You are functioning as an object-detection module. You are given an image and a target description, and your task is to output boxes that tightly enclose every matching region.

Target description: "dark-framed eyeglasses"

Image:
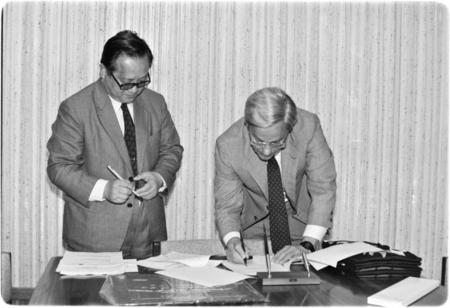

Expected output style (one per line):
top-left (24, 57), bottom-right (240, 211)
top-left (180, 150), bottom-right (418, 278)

top-left (110, 72), bottom-right (151, 91)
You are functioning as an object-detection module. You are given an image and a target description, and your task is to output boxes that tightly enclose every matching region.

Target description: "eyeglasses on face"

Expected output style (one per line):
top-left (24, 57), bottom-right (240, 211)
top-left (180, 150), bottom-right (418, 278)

top-left (248, 131), bottom-right (288, 149)
top-left (110, 72), bottom-right (151, 91)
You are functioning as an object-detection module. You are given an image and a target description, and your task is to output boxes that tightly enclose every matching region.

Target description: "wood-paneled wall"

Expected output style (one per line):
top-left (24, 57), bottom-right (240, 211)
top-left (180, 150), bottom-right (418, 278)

top-left (1, 1), bottom-right (447, 287)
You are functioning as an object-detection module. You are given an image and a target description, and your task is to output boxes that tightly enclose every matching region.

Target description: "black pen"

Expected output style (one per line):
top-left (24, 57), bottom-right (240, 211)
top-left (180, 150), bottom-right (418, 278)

top-left (239, 229), bottom-right (248, 266)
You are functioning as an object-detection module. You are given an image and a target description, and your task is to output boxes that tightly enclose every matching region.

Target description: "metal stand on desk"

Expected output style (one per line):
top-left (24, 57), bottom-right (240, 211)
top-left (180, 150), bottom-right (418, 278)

top-left (257, 271), bottom-right (320, 285)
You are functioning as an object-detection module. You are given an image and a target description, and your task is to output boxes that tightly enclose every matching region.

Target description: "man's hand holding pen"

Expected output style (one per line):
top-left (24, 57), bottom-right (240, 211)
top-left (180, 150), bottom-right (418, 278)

top-left (103, 179), bottom-right (135, 204)
top-left (106, 166), bottom-right (165, 202)
top-left (226, 237), bottom-right (250, 265)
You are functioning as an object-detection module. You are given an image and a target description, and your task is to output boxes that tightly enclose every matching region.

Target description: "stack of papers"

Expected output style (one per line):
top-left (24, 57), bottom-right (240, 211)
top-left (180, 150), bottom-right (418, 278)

top-left (56, 251), bottom-right (137, 276)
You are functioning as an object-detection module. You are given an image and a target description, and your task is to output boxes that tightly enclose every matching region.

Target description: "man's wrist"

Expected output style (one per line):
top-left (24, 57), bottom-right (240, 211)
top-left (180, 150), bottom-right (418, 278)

top-left (223, 231), bottom-right (240, 246)
top-left (300, 241), bottom-right (316, 252)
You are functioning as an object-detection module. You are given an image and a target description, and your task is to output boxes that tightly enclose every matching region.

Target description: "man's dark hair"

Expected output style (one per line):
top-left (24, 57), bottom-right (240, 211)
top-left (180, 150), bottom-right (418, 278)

top-left (101, 30), bottom-right (153, 72)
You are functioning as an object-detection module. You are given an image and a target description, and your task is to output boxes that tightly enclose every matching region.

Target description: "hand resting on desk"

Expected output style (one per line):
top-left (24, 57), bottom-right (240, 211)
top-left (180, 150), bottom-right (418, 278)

top-left (273, 237), bottom-right (319, 265)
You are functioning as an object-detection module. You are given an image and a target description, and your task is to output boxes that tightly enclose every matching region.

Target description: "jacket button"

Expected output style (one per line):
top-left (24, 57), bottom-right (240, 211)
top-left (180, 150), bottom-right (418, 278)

top-left (127, 203), bottom-right (132, 208)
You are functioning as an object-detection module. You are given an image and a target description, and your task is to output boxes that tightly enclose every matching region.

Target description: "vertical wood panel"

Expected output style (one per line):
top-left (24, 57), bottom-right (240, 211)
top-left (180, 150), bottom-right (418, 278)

top-left (1, 1), bottom-right (447, 287)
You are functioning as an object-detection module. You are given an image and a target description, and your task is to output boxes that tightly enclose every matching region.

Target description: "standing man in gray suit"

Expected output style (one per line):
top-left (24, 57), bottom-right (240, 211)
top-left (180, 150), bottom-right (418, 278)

top-left (214, 87), bottom-right (336, 265)
top-left (47, 30), bottom-right (183, 259)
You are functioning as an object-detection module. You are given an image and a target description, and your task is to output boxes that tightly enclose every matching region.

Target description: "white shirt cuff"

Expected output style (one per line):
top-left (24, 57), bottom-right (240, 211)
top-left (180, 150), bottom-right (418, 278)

top-left (302, 225), bottom-right (328, 241)
top-left (223, 231), bottom-right (241, 246)
top-left (88, 179), bottom-right (108, 201)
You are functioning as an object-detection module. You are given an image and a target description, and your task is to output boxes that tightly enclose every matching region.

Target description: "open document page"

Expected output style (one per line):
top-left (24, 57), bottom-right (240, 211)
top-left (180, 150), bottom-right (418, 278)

top-left (222, 255), bottom-right (290, 276)
top-left (137, 251), bottom-right (219, 270)
top-left (56, 251), bottom-right (137, 275)
top-left (156, 266), bottom-right (250, 287)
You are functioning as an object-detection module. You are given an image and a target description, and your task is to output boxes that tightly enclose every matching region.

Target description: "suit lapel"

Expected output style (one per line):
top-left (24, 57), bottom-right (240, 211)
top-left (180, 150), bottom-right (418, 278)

top-left (281, 134), bottom-right (300, 203)
top-left (133, 98), bottom-right (151, 174)
top-left (93, 80), bottom-right (133, 174)
top-left (281, 115), bottom-right (305, 203)
top-left (243, 126), bottom-right (269, 200)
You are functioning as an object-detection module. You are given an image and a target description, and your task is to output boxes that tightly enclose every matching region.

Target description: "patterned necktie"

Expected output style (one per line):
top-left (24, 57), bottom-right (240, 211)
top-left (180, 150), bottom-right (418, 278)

top-left (121, 103), bottom-right (137, 176)
top-left (267, 156), bottom-right (291, 253)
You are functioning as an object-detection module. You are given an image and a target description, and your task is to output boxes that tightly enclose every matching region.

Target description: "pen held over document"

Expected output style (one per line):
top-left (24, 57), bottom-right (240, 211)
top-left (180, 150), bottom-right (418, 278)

top-left (107, 165), bottom-right (142, 203)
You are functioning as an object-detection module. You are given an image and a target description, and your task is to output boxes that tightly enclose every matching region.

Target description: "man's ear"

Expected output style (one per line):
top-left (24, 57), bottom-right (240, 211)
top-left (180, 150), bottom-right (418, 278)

top-left (99, 63), bottom-right (107, 79)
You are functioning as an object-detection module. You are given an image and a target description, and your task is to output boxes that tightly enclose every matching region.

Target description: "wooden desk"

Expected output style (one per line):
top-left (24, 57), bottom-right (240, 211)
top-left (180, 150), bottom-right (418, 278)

top-left (29, 256), bottom-right (447, 305)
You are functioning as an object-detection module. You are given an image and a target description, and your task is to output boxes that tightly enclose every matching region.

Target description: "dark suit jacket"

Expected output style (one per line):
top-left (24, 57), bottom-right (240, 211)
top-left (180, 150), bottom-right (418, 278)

top-left (214, 108), bottom-right (336, 242)
top-left (47, 79), bottom-right (183, 252)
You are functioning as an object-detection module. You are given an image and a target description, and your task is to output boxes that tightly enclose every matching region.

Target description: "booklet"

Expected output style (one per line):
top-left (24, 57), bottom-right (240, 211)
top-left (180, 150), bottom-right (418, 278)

top-left (367, 276), bottom-right (440, 306)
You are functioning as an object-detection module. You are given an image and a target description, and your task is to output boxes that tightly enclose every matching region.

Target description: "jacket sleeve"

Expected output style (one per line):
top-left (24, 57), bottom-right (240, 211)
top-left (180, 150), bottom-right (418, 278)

top-left (214, 139), bottom-right (244, 239)
top-left (304, 114), bottom-right (337, 228)
top-left (152, 97), bottom-right (183, 190)
top-left (46, 100), bottom-right (97, 206)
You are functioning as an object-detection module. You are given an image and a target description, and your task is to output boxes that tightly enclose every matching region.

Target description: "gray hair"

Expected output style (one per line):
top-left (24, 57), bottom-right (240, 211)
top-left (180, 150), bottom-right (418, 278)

top-left (244, 87), bottom-right (297, 131)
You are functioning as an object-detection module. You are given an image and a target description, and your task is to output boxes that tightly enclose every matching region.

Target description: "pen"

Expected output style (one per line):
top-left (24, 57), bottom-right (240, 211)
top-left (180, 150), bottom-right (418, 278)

top-left (107, 165), bottom-right (124, 180)
top-left (263, 224), bottom-right (272, 278)
top-left (239, 229), bottom-right (248, 266)
top-left (302, 252), bottom-right (311, 278)
top-left (107, 165), bottom-right (141, 204)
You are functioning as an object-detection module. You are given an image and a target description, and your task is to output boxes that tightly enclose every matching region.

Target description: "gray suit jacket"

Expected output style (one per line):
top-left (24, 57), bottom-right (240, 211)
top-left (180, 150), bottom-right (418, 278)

top-left (214, 108), bottom-right (336, 242)
top-left (47, 79), bottom-right (183, 252)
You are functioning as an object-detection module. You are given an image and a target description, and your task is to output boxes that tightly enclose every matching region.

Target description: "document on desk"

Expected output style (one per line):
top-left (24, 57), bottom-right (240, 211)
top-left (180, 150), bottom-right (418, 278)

top-left (222, 255), bottom-right (290, 276)
top-left (56, 251), bottom-right (137, 276)
top-left (137, 251), bottom-right (217, 270)
top-left (156, 266), bottom-right (250, 287)
top-left (307, 242), bottom-right (384, 270)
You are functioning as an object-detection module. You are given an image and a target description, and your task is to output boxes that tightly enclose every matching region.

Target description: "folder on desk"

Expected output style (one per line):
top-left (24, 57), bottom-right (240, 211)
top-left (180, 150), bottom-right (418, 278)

top-left (367, 276), bottom-right (440, 306)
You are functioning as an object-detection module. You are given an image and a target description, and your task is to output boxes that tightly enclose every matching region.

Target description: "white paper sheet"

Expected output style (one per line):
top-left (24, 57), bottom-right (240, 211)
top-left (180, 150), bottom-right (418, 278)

top-left (156, 266), bottom-right (250, 287)
top-left (58, 251), bottom-right (123, 265)
top-left (124, 259), bottom-right (138, 272)
top-left (56, 251), bottom-right (131, 276)
top-left (367, 277), bottom-right (440, 306)
top-left (137, 251), bottom-right (213, 270)
top-left (222, 255), bottom-right (290, 276)
top-left (307, 242), bottom-right (384, 270)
